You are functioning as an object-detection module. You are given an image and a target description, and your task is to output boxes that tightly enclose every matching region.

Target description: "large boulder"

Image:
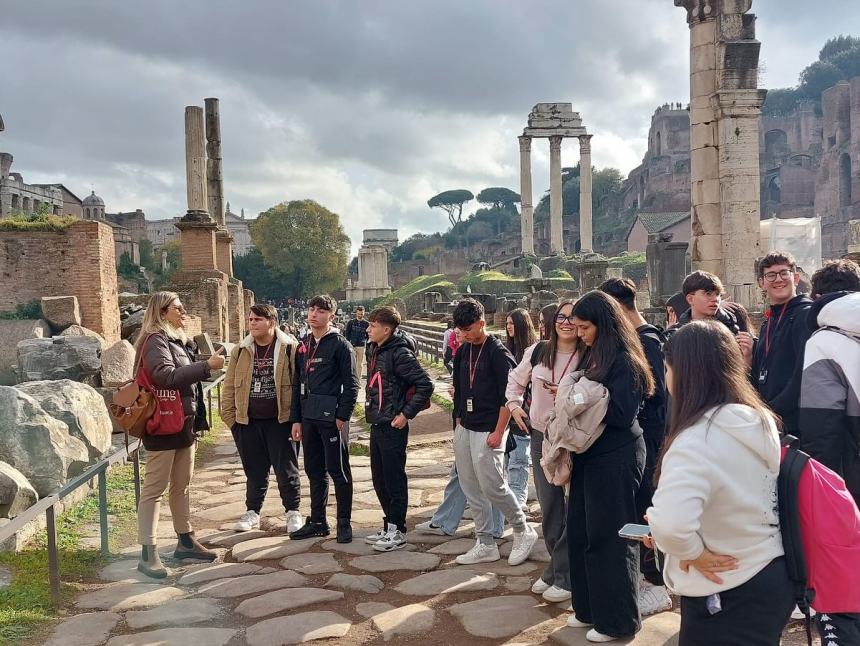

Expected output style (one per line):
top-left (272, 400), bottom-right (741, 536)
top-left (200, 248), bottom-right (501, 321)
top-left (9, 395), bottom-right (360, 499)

top-left (100, 340), bottom-right (136, 387)
top-left (0, 461), bottom-right (38, 518)
top-left (121, 309), bottom-right (145, 342)
top-left (0, 319), bottom-right (51, 386)
top-left (60, 325), bottom-right (107, 349)
top-left (40, 296), bottom-right (81, 332)
top-left (16, 380), bottom-right (112, 460)
top-left (0, 387), bottom-right (89, 496)
top-left (16, 336), bottom-right (102, 385)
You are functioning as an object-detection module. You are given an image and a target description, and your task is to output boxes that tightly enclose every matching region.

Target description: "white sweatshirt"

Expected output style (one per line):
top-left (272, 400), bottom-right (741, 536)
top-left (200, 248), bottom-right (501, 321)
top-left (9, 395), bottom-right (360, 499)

top-left (647, 404), bottom-right (784, 597)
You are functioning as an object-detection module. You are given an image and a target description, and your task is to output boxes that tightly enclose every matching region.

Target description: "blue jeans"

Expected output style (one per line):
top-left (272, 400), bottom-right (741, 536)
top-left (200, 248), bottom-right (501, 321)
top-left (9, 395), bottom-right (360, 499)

top-left (430, 462), bottom-right (504, 537)
top-left (506, 433), bottom-right (531, 508)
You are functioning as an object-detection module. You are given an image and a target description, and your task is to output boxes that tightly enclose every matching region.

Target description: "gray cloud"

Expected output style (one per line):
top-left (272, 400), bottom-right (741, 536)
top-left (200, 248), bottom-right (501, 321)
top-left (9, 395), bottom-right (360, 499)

top-left (1, 0), bottom-right (857, 253)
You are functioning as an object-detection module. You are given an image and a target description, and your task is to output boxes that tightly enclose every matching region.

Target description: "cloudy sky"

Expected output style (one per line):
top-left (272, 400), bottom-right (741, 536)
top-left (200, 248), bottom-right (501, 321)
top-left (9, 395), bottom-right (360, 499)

top-left (1, 0), bottom-right (858, 255)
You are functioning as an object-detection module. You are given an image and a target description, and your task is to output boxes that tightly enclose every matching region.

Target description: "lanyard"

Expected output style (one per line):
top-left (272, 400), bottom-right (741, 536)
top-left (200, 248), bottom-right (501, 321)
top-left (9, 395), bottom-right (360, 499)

top-left (254, 340), bottom-right (274, 365)
top-left (552, 351), bottom-right (576, 384)
top-left (305, 336), bottom-right (323, 372)
top-left (468, 341), bottom-right (486, 390)
top-left (763, 305), bottom-right (789, 357)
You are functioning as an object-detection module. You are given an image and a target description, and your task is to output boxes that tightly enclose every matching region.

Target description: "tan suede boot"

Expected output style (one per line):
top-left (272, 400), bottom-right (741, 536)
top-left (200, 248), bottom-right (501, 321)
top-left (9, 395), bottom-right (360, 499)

top-left (137, 544), bottom-right (167, 579)
top-left (174, 532), bottom-right (217, 561)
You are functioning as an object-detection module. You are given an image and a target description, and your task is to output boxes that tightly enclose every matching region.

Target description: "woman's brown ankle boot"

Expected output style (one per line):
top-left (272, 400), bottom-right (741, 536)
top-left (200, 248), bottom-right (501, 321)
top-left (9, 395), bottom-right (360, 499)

top-left (174, 532), bottom-right (217, 561)
top-left (137, 544), bottom-right (168, 579)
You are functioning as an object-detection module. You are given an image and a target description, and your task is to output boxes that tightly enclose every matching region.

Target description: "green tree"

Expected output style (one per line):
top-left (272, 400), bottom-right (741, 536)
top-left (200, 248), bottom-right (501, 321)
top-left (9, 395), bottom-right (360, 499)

top-left (476, 187), bottom-right (521, 210)
top-left (233, 248), bottom-right (289, 301)
top-left (819, 35), bottom-right (860, 62)
top-left (139, 239), bottom-right (155, 271)
top-left (427, 189), bottom-right (474, 228)
top-left (250, 199), bottom-right (350, 298)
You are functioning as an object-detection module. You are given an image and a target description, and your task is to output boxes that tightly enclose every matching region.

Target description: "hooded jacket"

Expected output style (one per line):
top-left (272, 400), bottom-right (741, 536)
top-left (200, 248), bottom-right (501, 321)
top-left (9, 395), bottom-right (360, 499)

top-left (799, 291), bottom-right (860, 503)
top-left (750, 294), bottom-right (813, 433)
top-left (647, 404), bottom-right (784, 597)
top-left (668, 304), bottom-right (748, 337)
top-left (139, 331), bottom-right (210, 451)
top-left (364, 329), bottom-right (433, 426)
top-left (221, 328), bottom-right (299, 427)
top-left (290, 327), bottom-right (359, 424)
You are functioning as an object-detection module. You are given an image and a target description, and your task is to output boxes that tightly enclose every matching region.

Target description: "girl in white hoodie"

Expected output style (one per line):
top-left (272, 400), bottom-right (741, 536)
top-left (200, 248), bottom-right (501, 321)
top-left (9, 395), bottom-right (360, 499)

top-left (647, 320), bottom-right (794, 645)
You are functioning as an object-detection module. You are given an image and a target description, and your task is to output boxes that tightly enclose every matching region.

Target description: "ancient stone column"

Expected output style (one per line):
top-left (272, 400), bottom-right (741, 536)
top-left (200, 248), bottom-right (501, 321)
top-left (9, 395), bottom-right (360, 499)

top-left (205, 98), bottom-right (225, 228)
top-left (578, 134), bottom-right (594, 254)
top-left (184, 106), bottom-right (210, 220)
top-left (518, 136), bottom-right (535, 255)
top-left (676, 0), bottom-right (766, 309)
top-left (549, 135), bottom-right (564, 255)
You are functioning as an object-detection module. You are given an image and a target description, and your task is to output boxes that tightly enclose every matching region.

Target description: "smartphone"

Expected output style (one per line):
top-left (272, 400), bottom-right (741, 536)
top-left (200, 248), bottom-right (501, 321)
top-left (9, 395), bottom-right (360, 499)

top-left (618, 523), bottom-right (651, 541)
top-left (535, 375), bottom-right (558, 387)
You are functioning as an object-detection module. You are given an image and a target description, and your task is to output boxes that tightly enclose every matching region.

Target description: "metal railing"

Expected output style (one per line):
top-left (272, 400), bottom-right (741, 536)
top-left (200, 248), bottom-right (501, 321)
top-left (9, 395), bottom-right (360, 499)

top-left (400, 325), bottom-right (444, 363)
top-left (0, 375), bottom-right (223, 606)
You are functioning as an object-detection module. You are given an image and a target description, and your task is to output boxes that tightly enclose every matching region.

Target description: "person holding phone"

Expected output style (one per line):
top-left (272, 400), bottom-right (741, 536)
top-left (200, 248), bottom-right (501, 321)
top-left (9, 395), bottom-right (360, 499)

top-left (135, 291), bottom-right (223, 578)
top-left (647, 321), bottom-right (793, 645)
top-left (506, 299), bottom-right (580, 604)
top-left (564, 291), bottom-right (654, 642)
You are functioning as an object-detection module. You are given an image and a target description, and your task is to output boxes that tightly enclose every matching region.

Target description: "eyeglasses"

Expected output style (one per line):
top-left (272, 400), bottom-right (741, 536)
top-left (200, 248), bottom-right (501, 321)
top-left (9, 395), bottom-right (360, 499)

top-left (165, 305), bottom-right (186, 314)
top-left (763, 269), bottom-right (793, 282)
top-left (555, 314), bottom-right (576, 324)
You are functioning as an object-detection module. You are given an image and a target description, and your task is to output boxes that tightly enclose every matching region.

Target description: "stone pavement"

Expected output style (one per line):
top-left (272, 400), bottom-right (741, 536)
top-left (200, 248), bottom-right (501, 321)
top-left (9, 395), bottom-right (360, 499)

top-left (41, 421), bottom-right (686, 646)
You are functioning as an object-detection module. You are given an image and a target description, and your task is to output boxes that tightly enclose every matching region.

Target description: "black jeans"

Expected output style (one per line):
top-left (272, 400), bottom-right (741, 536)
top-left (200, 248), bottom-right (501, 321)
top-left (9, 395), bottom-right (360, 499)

top-left (568, 437), bottom-right (645, 638)
top-left (679, 557), bottom-right (794, 646)
top-left (636, 432), bottom-right (664, 586)
top-left (818, 613), bottom-right (860, 646)
top-left (231, 418), bottom-right (300, 513)
top-left (302, 419), bottom-right (353, 523)
top-left (370, 422), bottom-right (409, 531)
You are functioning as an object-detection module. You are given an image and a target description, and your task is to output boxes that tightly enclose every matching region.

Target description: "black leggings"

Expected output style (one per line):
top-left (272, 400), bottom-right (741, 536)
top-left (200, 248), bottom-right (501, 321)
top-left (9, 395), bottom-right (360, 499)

top-left (679, 557), bottom-right (795, 646)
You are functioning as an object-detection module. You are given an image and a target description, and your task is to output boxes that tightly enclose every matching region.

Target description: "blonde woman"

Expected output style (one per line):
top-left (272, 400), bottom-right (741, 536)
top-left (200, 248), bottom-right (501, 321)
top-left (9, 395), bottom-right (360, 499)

top-left (135, 291), bottom-right (225, 578)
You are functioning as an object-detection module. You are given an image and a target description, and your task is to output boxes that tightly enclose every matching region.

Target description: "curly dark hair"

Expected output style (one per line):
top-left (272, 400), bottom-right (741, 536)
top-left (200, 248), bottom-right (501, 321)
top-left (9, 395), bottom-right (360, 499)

top-left (453, 298), bottom-right (484, 328)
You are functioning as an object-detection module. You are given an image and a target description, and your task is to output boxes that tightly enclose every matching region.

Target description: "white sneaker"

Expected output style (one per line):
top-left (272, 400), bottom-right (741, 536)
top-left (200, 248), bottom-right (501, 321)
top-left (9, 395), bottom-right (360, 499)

top-left (586, 628), bottom-right (616, 643)
top-left (567, 615), bottom-right (593, 628)
top-left (233, 510), bottom-right (260, 532)
top-left (364, 528), bottom-right (388, 545)
top-left (415, 520), bottom-right (447, 536)
top-left (508, 525), bottom-right (538, 565)
top-left (543, 584), bottom-right (572, 602)
top-left (455, 540), bottom-right (500, 565)
top-left (638, 584), bottom-right (672, 616)
top-left (531, 578), bottom-right (551, 594)
top-left (285, 510), bottom-right (303, 534)
top-left (373, 524), bottom-right (407, 552)
top-left (791, 605), bottom-right (816, 620)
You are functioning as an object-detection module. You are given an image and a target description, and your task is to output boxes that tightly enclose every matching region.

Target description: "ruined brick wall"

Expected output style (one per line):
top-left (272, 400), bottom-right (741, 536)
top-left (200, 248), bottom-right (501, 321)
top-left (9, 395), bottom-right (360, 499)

top-left (0, 220), bottom-right (120, 342)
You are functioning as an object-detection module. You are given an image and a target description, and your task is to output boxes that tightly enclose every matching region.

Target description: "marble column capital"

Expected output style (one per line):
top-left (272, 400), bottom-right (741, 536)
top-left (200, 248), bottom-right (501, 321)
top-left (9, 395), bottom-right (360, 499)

top-left (518, 135), bottom-right (532, 153)
top-left (549, 135), bottom-right (563, 152)
top-left (578, 134), bottom-right (593, 154)
top-left (674, 0), bottom-right (715, 24)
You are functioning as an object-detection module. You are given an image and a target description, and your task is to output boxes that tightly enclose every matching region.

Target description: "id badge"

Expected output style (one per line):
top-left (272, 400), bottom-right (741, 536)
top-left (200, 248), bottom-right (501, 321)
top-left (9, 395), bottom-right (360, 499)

top-left (466, 398), bottom-right (474, 413)
top-left (300, 383), bottom-right (306, 396)
top-left (253, 380), bottom-right (261, 393)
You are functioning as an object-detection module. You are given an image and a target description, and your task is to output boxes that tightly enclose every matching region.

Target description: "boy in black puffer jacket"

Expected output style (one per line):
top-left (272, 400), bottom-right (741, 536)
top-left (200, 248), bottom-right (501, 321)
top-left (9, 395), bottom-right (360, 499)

top-left (363, 306), bottom-right (433, 552)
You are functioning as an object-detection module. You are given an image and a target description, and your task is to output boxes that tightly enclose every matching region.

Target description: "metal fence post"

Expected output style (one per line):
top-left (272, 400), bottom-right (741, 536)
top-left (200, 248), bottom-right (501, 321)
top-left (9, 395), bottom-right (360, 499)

top-left (207, 388), bottom-right (213, 430)
top-left (133, 449), bottom-right (141, 507)
top-left (98, 469), bottom-right (109, 556)
top-left (45, 506), bottom-right (61, 608)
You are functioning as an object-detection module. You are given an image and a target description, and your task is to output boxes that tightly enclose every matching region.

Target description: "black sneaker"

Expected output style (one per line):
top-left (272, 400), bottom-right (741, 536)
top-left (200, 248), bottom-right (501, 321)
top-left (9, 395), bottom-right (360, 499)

top-left (336, 519), bottom-right (353, 544)
top-left (289, 517), bottom-right (330, 540)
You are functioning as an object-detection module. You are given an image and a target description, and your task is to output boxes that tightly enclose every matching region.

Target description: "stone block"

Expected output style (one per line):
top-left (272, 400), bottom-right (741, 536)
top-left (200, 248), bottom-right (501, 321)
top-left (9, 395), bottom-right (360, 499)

top-left (690, 122), bottom-right (717, 150)
top-left (692, 233), bottom-right (723, 263)
top-left (0, 386), bottom-right (89, 496)
top-left (185, 315), bottom-right (203, 339)
top-left (100, 340), bottom-right (136, 387)
top-left (16, 336), bottom-right (102, 385)
top-left (692, 203), bottom-right (722, 236)
top-left (690, 18), bottom-right (717, 48)
top-left (691, 43), bottom-right (717, 74)
top-left (121, 309), bottom-right (145, 342)
top-left (0, 461), bottom-right (38, 518)
top-left (691, 146), bottom-right (720, 178)
top-left (691, 69), bottom-right (717, 99)
top-left (17, 379), bottom-right (112, 460)
top-left (40, 296), bottom-right (81, 332)
top-left (693, 179), bottom-right (721, 206)
top-left (0, 319), bottom-right (50, 386)
top-left (59, 324), bottom-right (107, 349)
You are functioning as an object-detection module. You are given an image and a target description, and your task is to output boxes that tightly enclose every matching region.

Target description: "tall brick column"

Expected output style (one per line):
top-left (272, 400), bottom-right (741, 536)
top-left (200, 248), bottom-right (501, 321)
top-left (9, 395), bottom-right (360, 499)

top-left (676, 0), bottom-right (767, 309)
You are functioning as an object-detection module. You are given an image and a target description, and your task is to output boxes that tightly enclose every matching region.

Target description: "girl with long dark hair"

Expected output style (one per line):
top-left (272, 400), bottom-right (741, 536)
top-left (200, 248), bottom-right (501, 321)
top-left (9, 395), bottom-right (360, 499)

top-left (564, 290), bottom-right (655, 642)
top-left (504, 309), bottom-right (538, 511)
top-left (506, 299), bottom-right (580, 603)
top-left (647, 321), bottom-right (792, 645)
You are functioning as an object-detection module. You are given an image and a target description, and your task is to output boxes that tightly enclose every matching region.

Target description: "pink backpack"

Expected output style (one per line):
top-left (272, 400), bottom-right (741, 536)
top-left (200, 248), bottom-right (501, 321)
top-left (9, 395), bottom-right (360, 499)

top-left (779, 436), bottom-right (860, 643)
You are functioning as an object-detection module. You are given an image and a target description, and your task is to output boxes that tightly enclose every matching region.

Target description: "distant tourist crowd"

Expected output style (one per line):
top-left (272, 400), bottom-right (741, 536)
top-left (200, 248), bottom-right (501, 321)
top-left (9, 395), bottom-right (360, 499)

top-left (127, 252), bottom-right (860, 646)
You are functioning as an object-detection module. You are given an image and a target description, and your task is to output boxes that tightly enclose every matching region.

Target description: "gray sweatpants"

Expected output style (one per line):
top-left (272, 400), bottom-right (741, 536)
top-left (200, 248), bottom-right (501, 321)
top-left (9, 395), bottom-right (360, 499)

top-left (453, 424), bottom-right (526, 545)
top-left (531, 429), bottom-right (571, 590)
